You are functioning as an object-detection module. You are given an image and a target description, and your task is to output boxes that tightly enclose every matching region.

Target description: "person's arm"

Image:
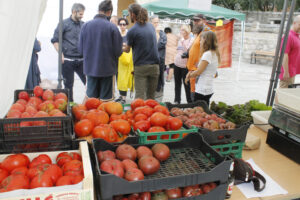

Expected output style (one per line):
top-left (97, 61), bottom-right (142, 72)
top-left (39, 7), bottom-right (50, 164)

top-left (185, 60), bottom-right (209, 84)
top-left (282, 53), bottom-right (289, 80)
top-left (123, 29), bottom-right (133, 53)
top-left (112, 26), bottom-right (123, 58)
top-left (158, 31), bottom-right (167, 50)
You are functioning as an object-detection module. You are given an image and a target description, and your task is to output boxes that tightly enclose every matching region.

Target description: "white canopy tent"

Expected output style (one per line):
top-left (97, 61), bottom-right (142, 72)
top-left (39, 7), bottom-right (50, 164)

top-left (0, 0), bottom-right (47, 116)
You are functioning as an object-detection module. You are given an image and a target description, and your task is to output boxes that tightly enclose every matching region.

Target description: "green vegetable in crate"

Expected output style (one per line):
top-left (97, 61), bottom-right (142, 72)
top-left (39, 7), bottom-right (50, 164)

top-left (210, 100), bottom-right (272, 125)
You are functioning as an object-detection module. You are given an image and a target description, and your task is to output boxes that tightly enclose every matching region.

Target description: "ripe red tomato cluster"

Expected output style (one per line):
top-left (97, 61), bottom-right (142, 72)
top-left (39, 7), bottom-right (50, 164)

top-left (0, 151), bottom-right (84, 193)
top-left (6, 86), bottom-right (68, 127)
top-left (127, 99), bottom-right (183, 140)
top-left (98, 143), bottom-right (170, 181)
top-left (113, 182), bottom-right (218, 200)
top-left (73, 98), bottom-right (130, 143)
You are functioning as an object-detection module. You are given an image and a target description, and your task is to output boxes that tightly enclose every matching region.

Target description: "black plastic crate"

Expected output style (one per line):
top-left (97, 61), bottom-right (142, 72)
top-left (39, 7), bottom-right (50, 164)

top-left (92, 133), bottom-right (231, 200)
top-left (165, 101), bottom-right (249, 145)
top-left (266, 128), bottom-right (300, 164)
top-left (0, 89), bottom-right (73, 142)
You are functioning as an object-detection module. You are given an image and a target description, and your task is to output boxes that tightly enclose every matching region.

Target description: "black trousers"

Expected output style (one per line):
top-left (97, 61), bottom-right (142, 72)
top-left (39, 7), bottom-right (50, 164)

top-left (194, 92), bottom-right (213, 106)
top-left (174, 65), bottom-right (192, 103)
top-left (62, 60), bottom-right (86, 101)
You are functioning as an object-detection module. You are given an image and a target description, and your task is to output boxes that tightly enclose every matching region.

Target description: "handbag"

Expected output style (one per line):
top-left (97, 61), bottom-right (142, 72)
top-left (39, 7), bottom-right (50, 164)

top-left (233, 158), bottom-right (266, 192)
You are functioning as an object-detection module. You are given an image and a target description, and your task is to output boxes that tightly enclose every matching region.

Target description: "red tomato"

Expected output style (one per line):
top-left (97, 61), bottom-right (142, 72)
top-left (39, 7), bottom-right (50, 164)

top-left (63, 160), bottom-right (83, 176)
top-left (30, 173), bottom-right (53, 189)
top-left (130, 99), bottom-right (145, 110)
top-left (33, 86), bottom-right (43, 97)
top-left (136, 146), bottom-right (153, 159)
top-left (182, 185), bottom-right (203, 197)
top-left (134, 113), bottom-right (148, 122)
top-left (124, 168), bottom-right (144, 181)
top-left (97, 150), bottom-right (116, 163)
top-left (110, 119), bottom-right (131, 135)
top-left (56, 152), bottom-right (72, 167)
top-left (166, 188), bottom-right (182, 199)
top-left (145, 99), bottom-right (159, 108)
top-left (148, 126), bottom-right (166, 140)
top-left (154, 105), bottom-right (170, 115)
top-left (1, 154), bottom-right (30, 172)
top-left (43, 164), bottom-right (63, 183)
top-left (100, 159), bottom-right (124, 178)
top-left (92, 124), bottom-right (118, 143)
top-left (133, 120), bottom-right (151, 132)
top-left (140, 192), bottom-right (151, 200)
top-left (0, 168), bottom-right (9, 183)
top-left (56, 152), bottom-right (82, 167)
top-left (85, 98), bottom-right (102, 110)
top-left (122, 159), bottom-right (138, 171)
top-left (29, 154), bottom-right (52, 168)
top-left (27, 163), bottom-right (50, 180)
top-left (18, 91), bottom-right (30, 101)
top-left (138, 156), bottom-right (160, 175)
top-left (11, 167), bottom-right (28, 176)
top-left (1, 174), bottom-right (30, 191)
top-left (72, 175), bottom-right (84, 184)
top-left (150, 112), bottom-right (168, 127)
top-left (55, 175), bottom-right (73, 186)
top-left (133, 106), bottom-right (153, 117)
top-left (75, 119), bottom-right (94, 137)
top-left (166, 117), bottom-right (183, 131)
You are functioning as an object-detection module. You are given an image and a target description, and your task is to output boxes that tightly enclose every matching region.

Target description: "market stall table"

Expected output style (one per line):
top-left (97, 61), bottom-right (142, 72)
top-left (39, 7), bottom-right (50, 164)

top-left (231, 125), bottom-right (300, 200)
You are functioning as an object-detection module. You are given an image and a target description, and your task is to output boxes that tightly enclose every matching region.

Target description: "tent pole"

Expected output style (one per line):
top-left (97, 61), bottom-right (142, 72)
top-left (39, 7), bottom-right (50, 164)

top-left (269, 0), bottom-right (296, 106)
top-left (237, 20), bottom-right (245, 81)
top-left (57, 0), bottom-right (63, 89)
top-left (266, 0), bottom-right (288, 106)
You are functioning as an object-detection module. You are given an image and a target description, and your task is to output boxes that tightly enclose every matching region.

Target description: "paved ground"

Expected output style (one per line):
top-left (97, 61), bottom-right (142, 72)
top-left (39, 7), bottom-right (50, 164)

top-left (53, 60), bottom-right (299, 106)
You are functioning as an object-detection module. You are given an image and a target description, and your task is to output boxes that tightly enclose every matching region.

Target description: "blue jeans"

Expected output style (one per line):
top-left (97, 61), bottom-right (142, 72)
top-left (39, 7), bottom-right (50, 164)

top-left (62, 60), bottom-right (86, 101)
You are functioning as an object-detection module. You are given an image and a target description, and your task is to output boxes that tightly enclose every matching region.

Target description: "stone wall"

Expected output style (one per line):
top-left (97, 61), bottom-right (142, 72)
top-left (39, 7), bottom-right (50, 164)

top-left (240, 11), bottom-right (300, 24)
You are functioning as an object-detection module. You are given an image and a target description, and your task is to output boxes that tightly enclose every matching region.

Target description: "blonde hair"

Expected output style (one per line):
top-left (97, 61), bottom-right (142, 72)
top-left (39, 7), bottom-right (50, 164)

top-left (180, 24), bottom-right (191, 34)
top-left (200, 31), bottom-right (221, 64)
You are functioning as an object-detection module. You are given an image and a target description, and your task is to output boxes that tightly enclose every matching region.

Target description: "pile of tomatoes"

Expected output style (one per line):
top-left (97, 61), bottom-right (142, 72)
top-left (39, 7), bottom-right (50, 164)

top-left (128, 99), bottom-right (183, 140)
top-left (98, 143), bottom-right (170, 181)
top-left (0, 152), bottom-right (84, 193)
top-left (6, 86), bottom-right (68, 127)
top-left (73, 98), bottom-right (184, 143)
top-left (73, 98), bottom-right (130, 143)
top-left (113, 182), bottom-right (218, 200)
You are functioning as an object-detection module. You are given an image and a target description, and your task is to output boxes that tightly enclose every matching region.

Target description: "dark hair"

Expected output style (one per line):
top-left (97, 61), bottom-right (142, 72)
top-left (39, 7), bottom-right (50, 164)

top-left (118, 17), bottom-right (129, 25)
top-left (128, 3), bottom-right (148, 25)
top-left (98, 0), bottom-right (113, 12)
top-left (71, 3), bottom-right (85, 13)
top-left (164, 27), bottom-right (172, 33)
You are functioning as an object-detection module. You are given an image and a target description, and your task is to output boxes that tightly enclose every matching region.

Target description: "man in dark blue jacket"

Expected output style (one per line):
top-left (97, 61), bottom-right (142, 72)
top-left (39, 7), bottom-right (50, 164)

top-left (78, 0), bottom-right (123, 101)
top-left (51, 3), bottom-right (86, 102)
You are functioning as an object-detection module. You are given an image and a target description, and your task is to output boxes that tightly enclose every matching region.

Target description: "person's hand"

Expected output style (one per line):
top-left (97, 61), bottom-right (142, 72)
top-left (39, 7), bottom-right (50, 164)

top-left (283, 71), bottom-right (290, 80)
top-left (61, 54), bottom-right (65, 64)
top-left (185, 72), bottom-right (191, 85)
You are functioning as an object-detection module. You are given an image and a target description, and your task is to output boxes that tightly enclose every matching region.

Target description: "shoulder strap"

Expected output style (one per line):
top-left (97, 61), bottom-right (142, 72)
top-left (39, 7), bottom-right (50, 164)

top-left (252, 170), bottom-right (266, 192)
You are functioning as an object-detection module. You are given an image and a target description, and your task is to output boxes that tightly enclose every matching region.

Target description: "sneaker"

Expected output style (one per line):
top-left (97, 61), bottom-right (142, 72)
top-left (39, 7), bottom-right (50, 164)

top-left (115, 96), bottom-right (123, 102)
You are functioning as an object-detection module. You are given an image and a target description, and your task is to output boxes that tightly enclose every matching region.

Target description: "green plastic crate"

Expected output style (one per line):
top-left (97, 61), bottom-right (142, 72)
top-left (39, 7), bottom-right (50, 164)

top-left (137, 127), bottom-right (198, 144)
top-left (212, 142), bottom-right (244, 158)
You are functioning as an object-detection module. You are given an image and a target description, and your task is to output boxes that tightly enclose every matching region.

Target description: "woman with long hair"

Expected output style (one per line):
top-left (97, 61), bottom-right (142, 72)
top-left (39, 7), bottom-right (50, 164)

top-left (185, 31), bottom-right (221, 106)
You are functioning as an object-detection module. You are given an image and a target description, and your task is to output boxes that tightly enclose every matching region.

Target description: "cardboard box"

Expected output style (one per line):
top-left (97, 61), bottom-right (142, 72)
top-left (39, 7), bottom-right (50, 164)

top-left (0, 141), bottom-right (93, 200)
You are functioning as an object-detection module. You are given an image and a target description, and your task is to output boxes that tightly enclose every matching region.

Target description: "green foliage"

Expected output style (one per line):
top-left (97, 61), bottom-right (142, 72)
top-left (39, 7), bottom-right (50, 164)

top-left (212, 0), bottom-right (300, 12)
top-left (210, 100), bottom-right (272, 126)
